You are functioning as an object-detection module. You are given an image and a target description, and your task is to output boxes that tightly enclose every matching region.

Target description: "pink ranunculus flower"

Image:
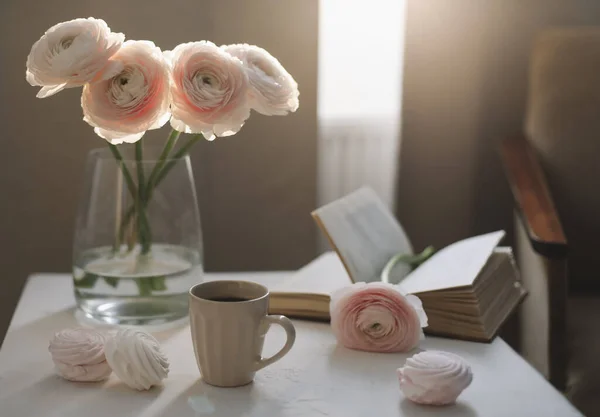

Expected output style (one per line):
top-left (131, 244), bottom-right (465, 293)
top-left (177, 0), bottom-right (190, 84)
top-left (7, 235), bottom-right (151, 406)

top-left (223, 44), bottom-right (299, 116)
top-left (26, 18), bottom-right (124, 98)
top-left (165, 41), bottom-right (250, 141)
top-left (330, 282), bottom-right (428, 353)
top-left (81, 40), bottom-right (171, 144)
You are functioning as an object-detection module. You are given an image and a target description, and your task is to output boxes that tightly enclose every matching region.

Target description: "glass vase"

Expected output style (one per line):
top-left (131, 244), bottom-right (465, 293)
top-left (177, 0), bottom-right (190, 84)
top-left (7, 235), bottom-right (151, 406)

top-left (72, 146), bottom-right (203, 326)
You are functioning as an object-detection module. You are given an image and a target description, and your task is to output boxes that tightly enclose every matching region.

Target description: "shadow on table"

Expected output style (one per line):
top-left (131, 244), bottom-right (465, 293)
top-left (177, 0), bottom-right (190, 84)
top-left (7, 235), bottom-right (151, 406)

top-left (3, 375), bottom-right (79, 417)
top-left (2, 374), bottom-right (165, 417)
top-left (1, 307), bottom-right (79, 359)
top-left (73, 309), bottom-right (190, 342)
top-left (399, 398), bottom-right (478, 417)
top-left (158, 378), bottom-right (287, 417)
top-left (1, 306), bottom-right (190, 362)
top-left (68, 382), bottom-right (165, 417)
top-left (5, 302), bottom-right (188, 346)
top-left (327, 345), bottom-right (422, 377)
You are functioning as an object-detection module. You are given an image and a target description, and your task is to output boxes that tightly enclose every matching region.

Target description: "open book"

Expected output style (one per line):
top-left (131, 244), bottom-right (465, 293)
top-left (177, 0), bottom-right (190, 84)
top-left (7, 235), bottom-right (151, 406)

top-left (269, 252), bottom-right (347, 321)
top-left (270, 243), bottom-right (525, 342)
top-left (269, 187), bottom-right (527, 342)
top-left (391, 231), bottom-right (526, 342)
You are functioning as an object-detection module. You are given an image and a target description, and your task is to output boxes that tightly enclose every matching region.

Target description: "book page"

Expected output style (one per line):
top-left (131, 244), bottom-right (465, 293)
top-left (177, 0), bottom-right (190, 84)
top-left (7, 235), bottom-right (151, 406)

top-left (312, 187), bottom-right (413, 283)
top-left (271, 252), bottom-right (351, 295)
top-left (397, 231), bottom-right (505, 294)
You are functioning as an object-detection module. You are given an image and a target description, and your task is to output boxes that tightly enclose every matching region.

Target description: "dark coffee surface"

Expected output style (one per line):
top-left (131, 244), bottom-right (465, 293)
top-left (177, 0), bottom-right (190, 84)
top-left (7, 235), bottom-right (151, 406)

top-left (207, 296), bottom-right (250, 302)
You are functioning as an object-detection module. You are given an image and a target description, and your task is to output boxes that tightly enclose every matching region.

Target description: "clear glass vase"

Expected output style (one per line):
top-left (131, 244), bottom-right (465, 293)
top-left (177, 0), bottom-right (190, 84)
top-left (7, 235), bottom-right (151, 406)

top-left (72, 146), bottom-right (203, 326)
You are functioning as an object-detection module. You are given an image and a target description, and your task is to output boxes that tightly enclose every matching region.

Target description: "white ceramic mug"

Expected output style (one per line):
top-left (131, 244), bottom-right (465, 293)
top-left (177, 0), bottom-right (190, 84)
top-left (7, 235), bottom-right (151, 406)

top-left (189, 280), bottom-right (296, 387)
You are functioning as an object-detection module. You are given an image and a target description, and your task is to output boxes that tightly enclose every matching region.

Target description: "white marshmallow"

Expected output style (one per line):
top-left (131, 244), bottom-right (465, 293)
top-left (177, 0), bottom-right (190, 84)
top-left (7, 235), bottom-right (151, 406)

top-left (397, 351), bottom-right (473, 405)
top-left (48, 328), bottom-right (111, 382)
top-left (104, 329), bottom-right (169, 390)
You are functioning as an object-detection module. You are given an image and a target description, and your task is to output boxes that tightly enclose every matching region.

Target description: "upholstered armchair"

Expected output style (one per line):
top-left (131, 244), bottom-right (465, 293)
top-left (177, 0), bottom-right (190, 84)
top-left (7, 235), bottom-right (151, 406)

top-left (500, 28), bottom-right (600, 414)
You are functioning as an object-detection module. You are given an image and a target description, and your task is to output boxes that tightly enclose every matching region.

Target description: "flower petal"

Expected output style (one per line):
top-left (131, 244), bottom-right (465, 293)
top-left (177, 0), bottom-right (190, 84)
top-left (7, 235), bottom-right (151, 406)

top-left (167, 41), bottom-right (250, 138)
top-left (149, 111), bottom-right (171, 130)
top-left (203, 132), bottom-right (216, 141)
top-left (25, 18), bottom-right (124, 97)
top-left (405, 294), bottom-right (429, 327)
top-left (169, 116), bottom-right (194, 134)
top-left (82, 40), bottom-right (170, 142)
top-left (25, 70), bottom-right (39, 86)
top-left (330, 282), bottom-right (427, 353)
top-left (95, 60), bottom-right (125, 81)
top-left (95, 127), bottom-right (145, 145)
top-left (36, 83), bottom-right (67, 98)
top-left (224, 44), bottom-right (299, 116)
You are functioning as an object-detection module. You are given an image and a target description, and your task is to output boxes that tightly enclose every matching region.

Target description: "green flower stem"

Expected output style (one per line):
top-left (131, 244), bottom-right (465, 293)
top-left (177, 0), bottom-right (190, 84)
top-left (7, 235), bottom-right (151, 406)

top-left (153, 134), bottom-right (201, 189)
top-left (146, 129), bottom-right (181, 192)
top-left (117, 131), bottom-right (187, 248)
top-left (380, 246), bottom-right (436, 283)
top-left (150, 276), bottom-right (167, 291)
top-left (135, 278), bottom-right (153, 297)
top-left (108, 144), bottom-right (137, 199)
top-left (403, 245), bottom-right (436, 268)
top-left (109, 143), bottom-right (140, 252)
top-left (113, 133), bottom-right (202, 295)
top-left (135, 141), bottom-right (146, 199)
top-left (135, 141), bottom-right (152, 255)
top-left (103, 277), bottom-right (119, 288)
top-left (73, 273), bottom-right (99, 289)
top-left (118, 206), bottom-right (135, 247)
top-left (138, 135), bottom-right (201, 262)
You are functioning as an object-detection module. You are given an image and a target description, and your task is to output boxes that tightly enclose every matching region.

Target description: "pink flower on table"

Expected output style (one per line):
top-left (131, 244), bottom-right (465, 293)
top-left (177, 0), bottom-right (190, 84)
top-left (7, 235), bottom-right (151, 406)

top-left (330, 282), bottom-right (428, 353)
top-left (165, 41), bottom-right (250, 141)
top-left (26, 18), bottom-right (124, 98)
top-left (81, 40), bottom-right (171, 144)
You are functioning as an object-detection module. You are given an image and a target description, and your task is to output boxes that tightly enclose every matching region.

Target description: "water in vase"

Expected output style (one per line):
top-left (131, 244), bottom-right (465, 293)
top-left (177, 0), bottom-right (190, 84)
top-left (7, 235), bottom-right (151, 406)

top-left (74, 243), bottom-right (203, 326)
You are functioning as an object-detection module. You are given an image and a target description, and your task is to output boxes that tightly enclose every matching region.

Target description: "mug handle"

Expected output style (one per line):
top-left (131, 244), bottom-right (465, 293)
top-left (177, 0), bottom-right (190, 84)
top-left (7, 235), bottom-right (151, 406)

top-left (254, 315), bottom-right (296, 371)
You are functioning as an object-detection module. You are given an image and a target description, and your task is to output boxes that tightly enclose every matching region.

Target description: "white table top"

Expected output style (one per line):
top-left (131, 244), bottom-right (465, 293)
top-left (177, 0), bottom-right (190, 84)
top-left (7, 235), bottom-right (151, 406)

top-left (0, 273), bottom-right (582, 417)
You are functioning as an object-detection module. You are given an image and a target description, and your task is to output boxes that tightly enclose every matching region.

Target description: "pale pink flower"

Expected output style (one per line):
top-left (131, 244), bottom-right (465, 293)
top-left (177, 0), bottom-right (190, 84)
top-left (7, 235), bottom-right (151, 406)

top-left (397, 351), bottom-right (473, 405)
top-left (224, 44), bottom-right (299, 116)
top-left (330, 282), bottom-right (427, 353)
top-left (165, 41), bottom-right (250, 140)
top-left (26, 18), bottom-right (124, 98)
top-left (81, 40), bottom-right (171, 144)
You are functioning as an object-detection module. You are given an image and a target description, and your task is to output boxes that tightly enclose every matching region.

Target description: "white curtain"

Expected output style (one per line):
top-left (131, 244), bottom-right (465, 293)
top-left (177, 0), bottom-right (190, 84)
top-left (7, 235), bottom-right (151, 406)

top-left (317, 0), bottom-right (406, 213)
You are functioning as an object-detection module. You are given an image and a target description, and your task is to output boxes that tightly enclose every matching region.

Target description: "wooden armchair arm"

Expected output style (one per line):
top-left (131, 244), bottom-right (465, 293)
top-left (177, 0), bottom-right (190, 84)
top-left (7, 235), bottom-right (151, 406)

top-left (501, 134), bottom-right (568, 391)
top-left (499, 134), bottom-right (568, 258)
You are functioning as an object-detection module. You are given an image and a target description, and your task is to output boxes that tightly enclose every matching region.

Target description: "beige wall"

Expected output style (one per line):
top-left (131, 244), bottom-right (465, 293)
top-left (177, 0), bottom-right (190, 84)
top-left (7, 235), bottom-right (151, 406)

top-left (0, 1), bottom-right (318, 342)
top-left (397, 0), bottom-right (600, 251)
